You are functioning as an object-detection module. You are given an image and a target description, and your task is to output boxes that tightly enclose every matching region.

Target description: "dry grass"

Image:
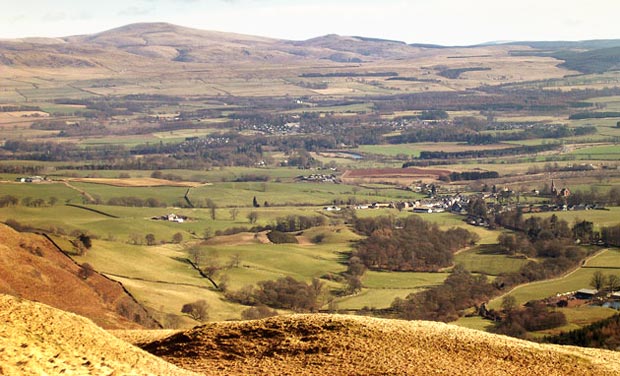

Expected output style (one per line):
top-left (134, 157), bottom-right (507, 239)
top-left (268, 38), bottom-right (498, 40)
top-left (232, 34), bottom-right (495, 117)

top-left (140, 314), bottom-right (620, 375)
top-left (0, 295), bottom-right (195, 376)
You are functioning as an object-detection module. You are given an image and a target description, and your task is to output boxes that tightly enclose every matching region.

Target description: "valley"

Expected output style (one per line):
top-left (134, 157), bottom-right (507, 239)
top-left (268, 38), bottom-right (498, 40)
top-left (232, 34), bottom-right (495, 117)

top-left (1, 21), bottom-right (620, 374)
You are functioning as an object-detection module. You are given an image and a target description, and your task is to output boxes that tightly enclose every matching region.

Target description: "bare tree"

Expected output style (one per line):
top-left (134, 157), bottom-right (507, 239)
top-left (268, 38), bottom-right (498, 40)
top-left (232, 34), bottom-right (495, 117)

top-left (206, 199), bottom-right (217, 220)
top-left (188, 246), bottom-right (203, 267)
top-left (247, 211), bottom-right (259, 224)
top-left (591, 270), bottom-right (605, 291)
top-left (229, 207), bottom-right (240, 221)
top-left (181, 300), bottom-right (209, 321)
top-left (607, 274), bottom-right (620, 292)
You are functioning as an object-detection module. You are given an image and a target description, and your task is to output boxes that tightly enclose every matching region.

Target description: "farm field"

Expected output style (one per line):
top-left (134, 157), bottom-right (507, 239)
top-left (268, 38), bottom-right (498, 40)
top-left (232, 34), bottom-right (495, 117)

top-left (454, 245), bottom-right (530, 276)
top-left (528, 207), bottom-right (620, 228)
top-left (355, 142), bottom-right (515, 158)
top-left (487, 248), bottom-right (620, 309)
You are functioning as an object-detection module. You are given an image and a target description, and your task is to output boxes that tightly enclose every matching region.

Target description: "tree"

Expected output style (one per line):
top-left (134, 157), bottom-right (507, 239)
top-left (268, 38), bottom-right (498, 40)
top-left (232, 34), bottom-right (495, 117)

top-left (229, 207), bottom-right (239, 221)
top-left (591, 270), bottom-right (605, 291)
top-left (188, 246), bottom-right (203, 267)
top-left (145, 233), bottom-right (156, 246)
top-left (172, 232), bottom-right (183, 244)
top-left (78, 263), bottom-right (95, 279)
top-left (228, 253), bottom-right (241, 268)
top-left (607, 274), bottom-right (620, 293)
top-left (181, 300), bottom-right (209, 321)
top-left (203, 227), bottom-right (213, 240)
top-left (241, 305), bottom-right (278, 320)
top-left (501, 295), bottom-right (517, 313)
top-left (206, 199), bottom-right (217, 220)
top-left (247, 211), bottom-right (259, 224)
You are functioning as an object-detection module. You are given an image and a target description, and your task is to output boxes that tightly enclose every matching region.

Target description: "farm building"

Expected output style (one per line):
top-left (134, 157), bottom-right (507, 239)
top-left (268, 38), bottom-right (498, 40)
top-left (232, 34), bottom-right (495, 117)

top-left (574, 289), bottom-right (598, 300)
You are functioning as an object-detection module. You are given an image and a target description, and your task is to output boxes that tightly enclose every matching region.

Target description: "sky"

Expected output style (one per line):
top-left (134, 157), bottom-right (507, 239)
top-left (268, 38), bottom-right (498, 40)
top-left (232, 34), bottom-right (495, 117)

top-left (1, 0), bottom-right (619, 45)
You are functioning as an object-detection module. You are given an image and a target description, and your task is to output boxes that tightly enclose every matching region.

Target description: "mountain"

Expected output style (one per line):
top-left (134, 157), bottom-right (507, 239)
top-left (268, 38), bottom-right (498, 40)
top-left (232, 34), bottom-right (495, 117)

top-left (0, 223), bottom-right (158, 329)
top-left (139, 314), bottom-right (620, 375)
top-left (0, 294), bottom-right (194, 375)
top-left (0, 22), bottom-right (434, 69)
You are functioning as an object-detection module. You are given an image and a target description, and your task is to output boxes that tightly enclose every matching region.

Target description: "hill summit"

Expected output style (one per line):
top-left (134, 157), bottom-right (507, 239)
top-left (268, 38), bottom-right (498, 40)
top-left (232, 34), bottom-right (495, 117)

top-left (140, 314), bottom-right (620, 375)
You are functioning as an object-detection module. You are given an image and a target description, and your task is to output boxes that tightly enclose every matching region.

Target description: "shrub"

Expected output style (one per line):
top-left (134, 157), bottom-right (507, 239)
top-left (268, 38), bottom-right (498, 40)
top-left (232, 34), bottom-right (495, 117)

top-left (267, 230), bottom-right (298, 244)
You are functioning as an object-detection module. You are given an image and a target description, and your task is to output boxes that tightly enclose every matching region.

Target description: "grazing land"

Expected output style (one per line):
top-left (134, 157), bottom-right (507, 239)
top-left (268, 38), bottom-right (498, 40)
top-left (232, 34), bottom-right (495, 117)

top-left (1, 22), bottom-right (620, 353)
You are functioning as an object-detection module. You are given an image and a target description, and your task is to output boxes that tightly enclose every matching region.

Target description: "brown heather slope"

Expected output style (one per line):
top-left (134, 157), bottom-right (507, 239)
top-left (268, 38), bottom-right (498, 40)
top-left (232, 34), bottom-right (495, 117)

top-left (0, 223), bottom-right (158, 329)
top-left (140, 314), bottom-right (620, 376)
top-left (0, 294), bottom-right (195, 376)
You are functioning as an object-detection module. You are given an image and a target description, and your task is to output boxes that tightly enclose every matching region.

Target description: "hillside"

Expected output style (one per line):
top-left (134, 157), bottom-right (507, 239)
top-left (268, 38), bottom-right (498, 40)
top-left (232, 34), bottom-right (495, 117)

top-left (0, 223), bottom-right (158, 329)
top-left (139, 314), bottom-right (620, 375)
top-left (0, 294), bottom-right (194, 375)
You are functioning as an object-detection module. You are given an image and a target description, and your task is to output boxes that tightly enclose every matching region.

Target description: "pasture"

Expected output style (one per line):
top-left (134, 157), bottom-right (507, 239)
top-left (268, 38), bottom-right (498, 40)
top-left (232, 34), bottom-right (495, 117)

top-left (487, 248), bottom-right (620, 309)
top-left (454, 245), bottom-right (530, 276)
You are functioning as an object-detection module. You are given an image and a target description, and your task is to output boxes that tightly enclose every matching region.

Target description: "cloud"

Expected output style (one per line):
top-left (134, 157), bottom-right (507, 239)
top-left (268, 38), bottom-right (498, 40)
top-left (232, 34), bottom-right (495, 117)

top-left (118, 6), bottom-right (156, 16)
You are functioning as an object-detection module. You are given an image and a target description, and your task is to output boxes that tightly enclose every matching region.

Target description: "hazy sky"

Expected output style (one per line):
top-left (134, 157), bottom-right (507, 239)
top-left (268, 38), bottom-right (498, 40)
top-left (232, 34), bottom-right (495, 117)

top-left (1, 0), bottom-right (619, 45)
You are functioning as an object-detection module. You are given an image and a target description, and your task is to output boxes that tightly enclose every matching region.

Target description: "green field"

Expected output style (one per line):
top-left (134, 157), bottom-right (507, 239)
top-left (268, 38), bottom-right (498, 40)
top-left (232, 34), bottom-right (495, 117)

top-left (529, 207), bottom-right (620, 228)
top-left (454, 245), bottom-right (530, 276)
top-left (488, 248), bottom-right (620, 309)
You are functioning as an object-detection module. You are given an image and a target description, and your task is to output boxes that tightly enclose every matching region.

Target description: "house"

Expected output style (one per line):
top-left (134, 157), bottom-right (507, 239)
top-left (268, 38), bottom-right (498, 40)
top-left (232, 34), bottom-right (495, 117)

top-left (574, 289), bottom-right (598, 300)
top-left (323, 206), bottom-right (341, 211)
top-left (413, 207), bottom-right (433, 214)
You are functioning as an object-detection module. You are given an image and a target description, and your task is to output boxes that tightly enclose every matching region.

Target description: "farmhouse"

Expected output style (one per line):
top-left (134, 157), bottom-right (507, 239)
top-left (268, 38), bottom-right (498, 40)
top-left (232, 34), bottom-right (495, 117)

top-left (15, 176), bottom-right (44, 183)
top-left (152, 213), bottom-right (187, 223)
top-left (323, 206), bottom-right (341, 211)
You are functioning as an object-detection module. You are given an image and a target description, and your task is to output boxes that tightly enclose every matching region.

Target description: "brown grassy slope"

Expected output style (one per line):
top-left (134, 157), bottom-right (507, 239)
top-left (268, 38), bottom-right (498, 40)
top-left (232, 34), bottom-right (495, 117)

top-left (0, 294), bottom-right (196, 376)
top-left (0, 223), bottom-right (157, 329)
top-left (141, 314), bottom-right (620, 376)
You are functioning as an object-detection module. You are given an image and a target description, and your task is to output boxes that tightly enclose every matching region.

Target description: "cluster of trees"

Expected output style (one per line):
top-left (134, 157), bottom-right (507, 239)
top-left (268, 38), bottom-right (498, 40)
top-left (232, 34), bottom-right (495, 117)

top-left (0, 105), bottom-right (41, 112)
top-left (266, 230), bottom-right (298, 244)
top-left (438, 67), bottom-right (491, 79)
top-left (273, 215), bottom-right (327, 232)
top-left (566, 187), bottom-right (620, 206)
top-left (546, 314), bottom-right (620, 349)
top-left (106, 196), bottom-right (167, 207)
top-left (225, 276), bottom-right (324, 312)
top-left (492, 299), bottom-right (567, 338)
top-left (391, 266), bottom-right (496, 321)
top-left (590, 270), bottom-right (620, 292)
top-left (353, 216), bottom-right (480, 272)
top-left (373, 86), bottom-right (620, 113)
top-left (601, 225), bottom-right (620, 247)
top-left (0, 195), bottom-right (19, 207)
top-left (0, 195), bottom-right (59, 208)
top-left (569, 111), bottom-right (620, 120)
top-left (418, 143), bottom-right (561, 160)
top-left (440, 171), bottom-right (499, 182)
top-left (390, 124), bottom-right (594, 146)
top-left (492, 213), bottom-right (591, 287)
